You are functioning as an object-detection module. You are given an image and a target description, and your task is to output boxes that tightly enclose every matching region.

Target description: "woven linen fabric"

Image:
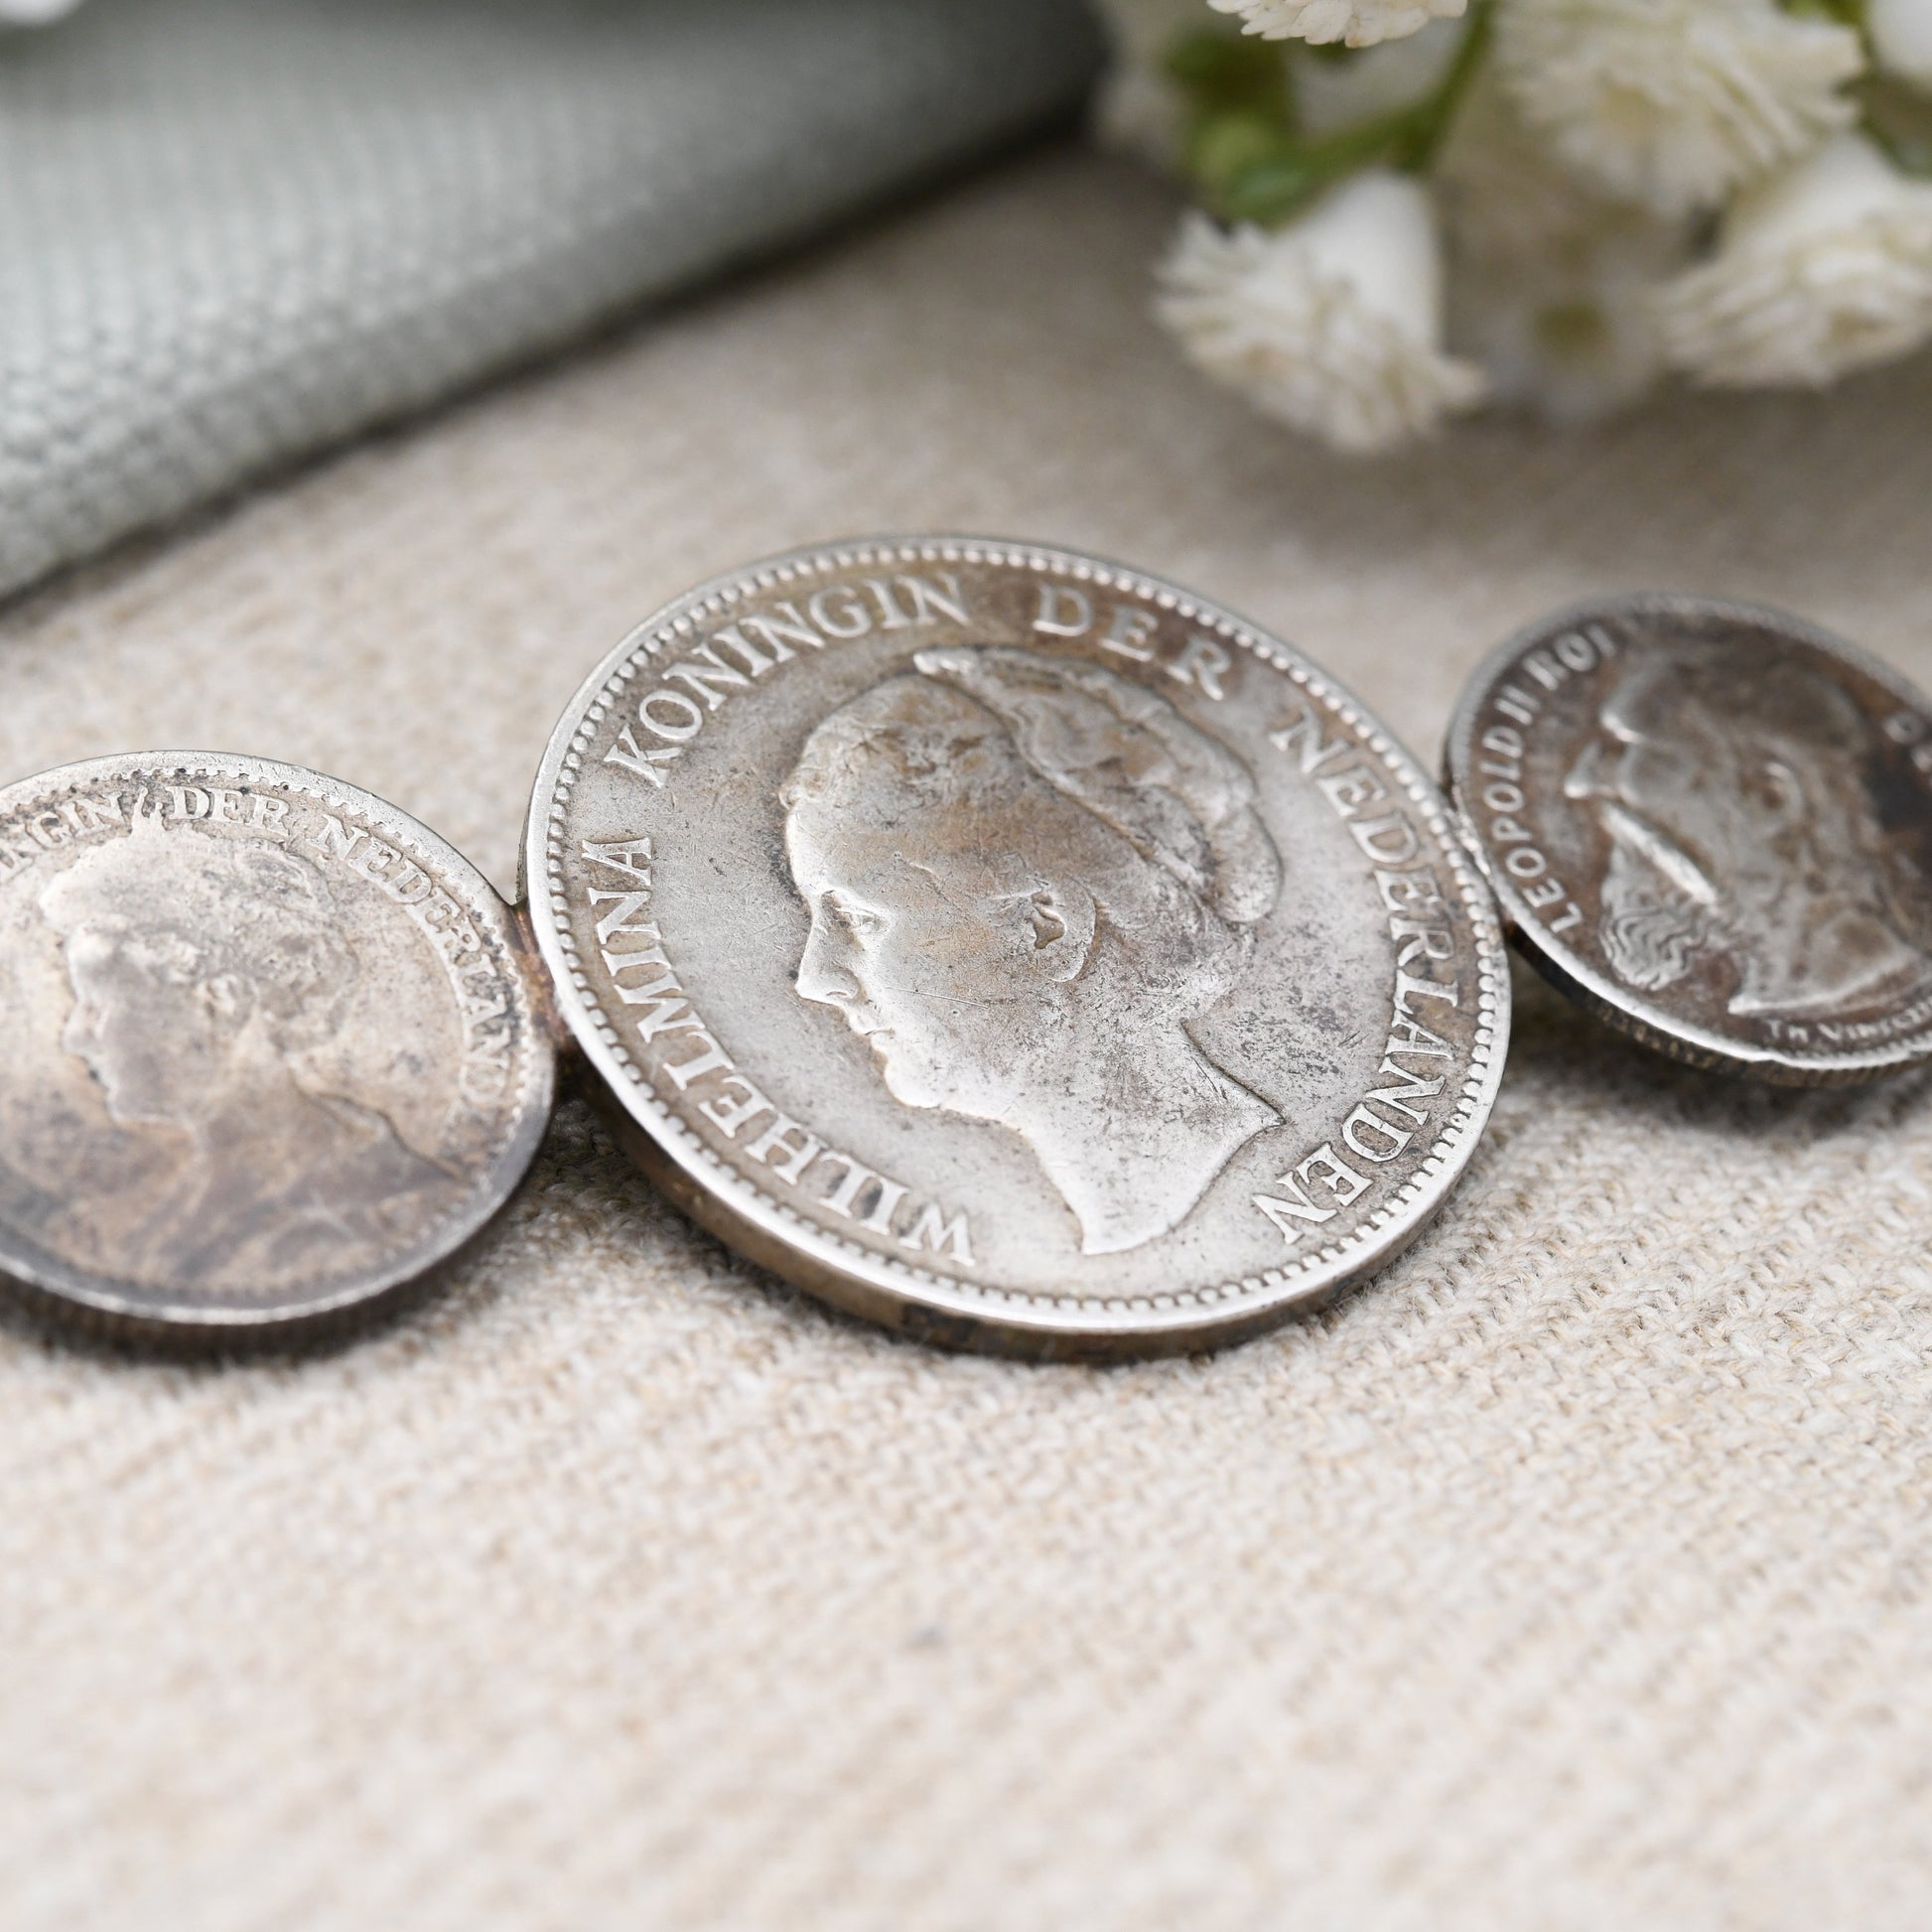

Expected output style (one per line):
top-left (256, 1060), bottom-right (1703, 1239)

top-left (0, 0), bottom-right (1101, 602)
top-left (4, 146), bottom-right (1932, 1930)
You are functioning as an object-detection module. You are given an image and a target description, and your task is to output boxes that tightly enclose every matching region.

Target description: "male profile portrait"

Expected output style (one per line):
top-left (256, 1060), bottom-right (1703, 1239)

top-left (1564, 645), bottom-right (1931, 1017)
top-left (780, 644), bottom-right (1284, 1257)
top-left (40, 821), bottom-right (454, 1290)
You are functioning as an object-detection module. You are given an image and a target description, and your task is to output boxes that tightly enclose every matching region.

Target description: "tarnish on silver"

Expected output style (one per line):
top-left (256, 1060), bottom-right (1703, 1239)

top-left (0, 754), bottom-right (555, 1332)
top-left (1447, 593), bottom-right (1932, 1084)
top-left (529, 537), bottom-right (1509, 1358)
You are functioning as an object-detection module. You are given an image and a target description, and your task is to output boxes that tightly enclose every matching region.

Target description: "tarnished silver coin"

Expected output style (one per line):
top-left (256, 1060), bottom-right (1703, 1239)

top-left (1447, 594), bottom-right (1932, 1084)
top-left (529, 538), bottom-right (1509, 1357)
top-left (0, 754), bottom-right (555, 1334)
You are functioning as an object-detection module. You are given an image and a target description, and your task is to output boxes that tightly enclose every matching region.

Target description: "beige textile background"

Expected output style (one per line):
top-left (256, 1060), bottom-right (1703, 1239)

top-left (3, 147), bottom-right (1930, 1930)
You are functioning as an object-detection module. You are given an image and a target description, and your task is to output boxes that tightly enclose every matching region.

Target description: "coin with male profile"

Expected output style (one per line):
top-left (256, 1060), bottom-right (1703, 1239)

top-left (1446, 594), bottom-right (1932, 1082)
top-left (531, 538), bottom-right (1509, 1357)
top-left (0, 755), bottom-right (554, 1333)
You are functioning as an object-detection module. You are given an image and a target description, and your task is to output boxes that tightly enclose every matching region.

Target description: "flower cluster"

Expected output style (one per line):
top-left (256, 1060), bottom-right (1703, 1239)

top-left (1100, 0), bottom-right (1932, 453)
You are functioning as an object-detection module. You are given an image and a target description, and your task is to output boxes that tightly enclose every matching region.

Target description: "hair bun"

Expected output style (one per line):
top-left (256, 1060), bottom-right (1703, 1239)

top-left (912, 645), bottom-right (1282, 929)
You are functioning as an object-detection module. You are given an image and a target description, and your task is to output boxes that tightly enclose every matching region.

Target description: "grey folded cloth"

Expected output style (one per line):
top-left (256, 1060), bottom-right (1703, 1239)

top-left (0, 0), bottom-right (1101, 602)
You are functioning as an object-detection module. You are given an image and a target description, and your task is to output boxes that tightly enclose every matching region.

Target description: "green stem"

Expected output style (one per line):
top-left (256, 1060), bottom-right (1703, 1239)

top-left (1397, 0), bottom-right (1493, 173)
top-left (1179, 2), bottom-right (1496, 227)
top-left (1773, 0), bottom-right (1932, 178)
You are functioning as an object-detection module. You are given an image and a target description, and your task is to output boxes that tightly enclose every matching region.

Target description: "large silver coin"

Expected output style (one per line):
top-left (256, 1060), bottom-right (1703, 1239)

top-left (1446, 593), bottom-right (1932, 1084)
top-left (0, 755), bottom-right (555, 1334)
top-left (529, 538), bottom-right (1509, 1356)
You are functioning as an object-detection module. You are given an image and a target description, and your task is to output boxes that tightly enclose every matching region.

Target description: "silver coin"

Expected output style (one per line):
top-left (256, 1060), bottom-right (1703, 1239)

top-left (529, 537), bottom-right (1509, 1357)
top-left (0, 754), bottom-right (555, 1334)
top-left (1446, 593), bottom-right (1932, 1084)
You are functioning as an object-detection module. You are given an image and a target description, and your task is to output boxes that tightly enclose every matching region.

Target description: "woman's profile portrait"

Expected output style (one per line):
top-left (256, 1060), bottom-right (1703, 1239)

top-left (780, 644), bottom-right (1284, 1257)
top-left (39, 821), bottom-right (453, 1290)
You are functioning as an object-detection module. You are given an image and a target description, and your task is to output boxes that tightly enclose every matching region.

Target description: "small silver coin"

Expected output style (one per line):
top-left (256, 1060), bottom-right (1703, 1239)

top-left (1446, 593), bottom-right (1932, 1084)
top-left (0, 754), bottom-right (555, 1334)
top-left (529, 537), bottom-right (1509, 1357)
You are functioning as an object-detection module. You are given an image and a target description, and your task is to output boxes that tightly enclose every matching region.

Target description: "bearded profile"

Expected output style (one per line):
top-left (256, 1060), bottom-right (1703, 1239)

top-left (1565, 647), bottom-right (1930, 1018)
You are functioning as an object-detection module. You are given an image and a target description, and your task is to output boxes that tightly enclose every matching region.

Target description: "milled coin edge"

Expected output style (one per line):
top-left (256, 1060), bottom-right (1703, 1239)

top-left (529, 537), bottom-right (1512, 1351)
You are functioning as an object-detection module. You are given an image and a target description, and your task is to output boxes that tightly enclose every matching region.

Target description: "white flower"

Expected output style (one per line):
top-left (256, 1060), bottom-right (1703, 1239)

top-left (1869, 0), bottom-right (1932, 91)
top-left (1091, 0), bottom-right (1218, 169)
top-left (1436, 69), bottom-right (1628, 260)
top-left (1450, 214), bottom-right (1688, 422)
top-left (1207, 0), bottom-right (1464, 51)
top-left (1157, 171), bottom-right (1484, 453)
top-left (1493, 0), bottom-right (1863, 216)
top-left (1657, 133), bottom-right (1932, 386)
top-left (1438, 69), bottom-right (1691, 420)
top-left (0, 0), bottom-right (83, 20)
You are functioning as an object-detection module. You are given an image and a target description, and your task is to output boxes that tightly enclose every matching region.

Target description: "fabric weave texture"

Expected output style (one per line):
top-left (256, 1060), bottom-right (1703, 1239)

top-left (2, 143), bottom-right (1930, 1932)
top-left (0, 0), bottom-right (1101, 601)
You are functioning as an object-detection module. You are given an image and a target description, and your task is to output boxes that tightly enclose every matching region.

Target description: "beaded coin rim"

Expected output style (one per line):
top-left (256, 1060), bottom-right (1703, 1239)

top-left (528, 537), bottom-right (1511, 1356)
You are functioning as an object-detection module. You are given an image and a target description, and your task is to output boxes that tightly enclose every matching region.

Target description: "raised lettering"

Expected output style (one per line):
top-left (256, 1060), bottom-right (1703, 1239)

top-left (1167, 633), bottom-right (1230, 701)
top-left (311, 814), bottom-right (365, 864)
top-left (637, 690), bottom-right (705, 742)
top-left (1343, 1105), bottom-right (1412, 1164)
top-left (1390, 917), bottom-right (1454, 968)
top-left (1269, 704), bottom-right (1351, 775)
top-left (1349, 814), bottom-right (1420, 866)
top-left (1376, 868), bottom-right (1446, 918)
top-left (1100, 605), bottom-right (1158, 662)
top-left (1494, 685), bottom-right (1539, 728)
top-left (1385, 1017), bottom-right (1453, 1060)
top-left (807, 586), bottom-right (872, 638)
top-left (899, 1200), bottom-right (975, 1265)
top-left (708, 622), bottom-right (791, 676)
top-left (1363, 1060), bottom-right (1447, 1125)
top-left (863, 579), bottom-right (913, 629)
top-left (1523, 647), bottom-right (1567, 692)
top-left (858, 1177), bottom-right (909, 1237)
top-left (894, 572), bottom-right (969, 627)
top-left (590, 891), bottom-right (655, 945)
top-left (664, 643), bottom-right (752, 711)
top-left (1252, 1170), bottom-right (1335, 1245)
top-left (605, 724), bottom-right (679, 784)
top-left (740, 600), bottom-right (826, 658)
top-left (1033, 583), bottom-right (1093, 638)
top-left (1394, 969), bottom-right (1459, 1015)
top-left (662, 1031), bottom-right (732, 1089)
top-left (631, 990), bottom-right (696, 1038)
top-left (743, 1113), bottom-right (825, 1184)
top-left (582, 835), bottom-right (653, 882)
top-left (1317, 765), bottom-right (1387, 819)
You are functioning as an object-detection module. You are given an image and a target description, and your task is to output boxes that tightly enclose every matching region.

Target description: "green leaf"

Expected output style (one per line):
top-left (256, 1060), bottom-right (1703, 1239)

top-left (1166, 29), bottom-right (1289, 116)
top-left (1862, 75), bottom-right (1932, 177)
top-left (1218, 153), bottom-right (1333, 226)
top-left (1187, 108), bottom-right (1299, 202)
top-left (1780, 0), bottom-right (1865, 27)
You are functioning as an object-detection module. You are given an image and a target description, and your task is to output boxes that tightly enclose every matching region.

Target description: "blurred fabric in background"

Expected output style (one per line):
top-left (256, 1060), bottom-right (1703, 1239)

top-left (0, 0), bottom-right (1102, 601)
